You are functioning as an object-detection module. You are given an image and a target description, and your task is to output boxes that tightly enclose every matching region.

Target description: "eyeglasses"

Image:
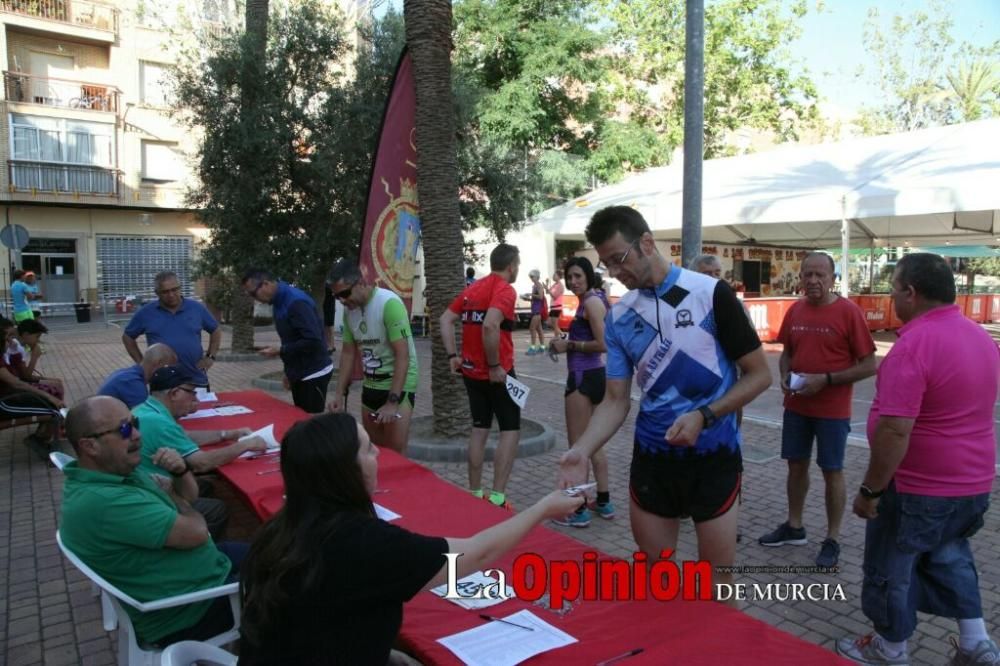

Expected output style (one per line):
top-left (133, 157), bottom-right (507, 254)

top-left (157, 286), bottom-right (181, 296)
top-left (86, 417), bottom-right (140, 440)
top-left (334, 282), bottom-right (357, 300)
top-left (596, 239), bottom-right (640, 271)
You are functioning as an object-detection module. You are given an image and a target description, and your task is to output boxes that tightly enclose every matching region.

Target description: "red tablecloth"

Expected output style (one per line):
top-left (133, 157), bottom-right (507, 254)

top-left (189, 391), bottom-right (847, 665)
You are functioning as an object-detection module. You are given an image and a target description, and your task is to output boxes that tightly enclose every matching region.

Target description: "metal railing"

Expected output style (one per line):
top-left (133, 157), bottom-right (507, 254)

top-left (8, 160), bottom-right (119, 196)
top-left (1, 0), bottom-right (118, 35)
top-left (3, 72), bottom-right (119, 114)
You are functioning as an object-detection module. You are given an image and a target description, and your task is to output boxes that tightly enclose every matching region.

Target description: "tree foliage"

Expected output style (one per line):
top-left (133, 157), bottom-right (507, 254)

top-left (597, 0), bottom-right (820, 159)
top-left (857, 0), bottom-right (1000, 133)
top-left (172, 0), bottom-right (401, 295)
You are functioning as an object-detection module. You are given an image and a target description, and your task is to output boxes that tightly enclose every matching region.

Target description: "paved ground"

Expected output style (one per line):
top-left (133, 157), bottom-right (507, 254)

top-left (1, 317), bottom-right (997, 665)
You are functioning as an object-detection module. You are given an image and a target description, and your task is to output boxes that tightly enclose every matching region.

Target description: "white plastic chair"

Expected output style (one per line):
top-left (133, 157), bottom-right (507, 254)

top-left (160, 640), bottom-right (237, 666)
top-left (49, 451), bottom-right (75, 470)
top-left (56, 532), bottom-right (241, 666)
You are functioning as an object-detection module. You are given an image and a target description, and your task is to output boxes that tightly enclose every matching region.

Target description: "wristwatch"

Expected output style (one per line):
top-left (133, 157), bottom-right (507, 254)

top-left (859, 484), bottom-right (884, 499)
top-left (386, 392), bottom-right (401, 405)
top-left (205, 352), bottom-right (216, 360)
top-left (697, 405), bottom-right (717, 429)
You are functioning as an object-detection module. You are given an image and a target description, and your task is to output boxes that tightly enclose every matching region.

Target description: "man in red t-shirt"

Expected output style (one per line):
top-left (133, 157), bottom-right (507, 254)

top-left (439, 244), bottom-right (521, 510)
top-left (759, 252), bottom-right (876, 569)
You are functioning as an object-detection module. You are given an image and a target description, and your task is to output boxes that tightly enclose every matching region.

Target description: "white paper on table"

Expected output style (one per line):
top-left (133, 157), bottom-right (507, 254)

top-left (195, 388), bottom-right (219, 402)
top-left (504, 375), bottom-right (530, 409)
top-left (788, 372), bottom-right (807, 391)
top-left (181, 405), bottom-right (253, 420)
top-left (437, 610), bottom-right (577, 666)
top-left (237, 424), bottom-right (279, 458)
top-left (181, 408), bottom-right (221, 420)
top-left (430, 571), bottom-right (514, 610)
top-left (214, 405), bottom-right (253, 416)
top-left (374, 503), bottom-right (400, 522)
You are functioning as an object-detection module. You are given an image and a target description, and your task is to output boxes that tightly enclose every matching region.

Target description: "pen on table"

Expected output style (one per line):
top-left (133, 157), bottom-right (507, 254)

top-left (595, 648), bottom-right (644, 666)
top-left (256, 468), bottom-right (281, 476)
top-left (246, 452), bottom-right (280, 460)
top-left (478, 614), bottom-right (534, 631)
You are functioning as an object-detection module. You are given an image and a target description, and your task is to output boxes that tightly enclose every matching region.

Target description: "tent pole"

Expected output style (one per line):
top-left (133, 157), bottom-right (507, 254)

top-left (868, 246), bottom-right (875, 293)
top-left (840, 195), bottom-right (850, 297)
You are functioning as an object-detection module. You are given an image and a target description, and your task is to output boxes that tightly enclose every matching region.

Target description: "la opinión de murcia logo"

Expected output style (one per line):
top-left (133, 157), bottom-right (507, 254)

top-left (443, 551), bottom-right (848, 607)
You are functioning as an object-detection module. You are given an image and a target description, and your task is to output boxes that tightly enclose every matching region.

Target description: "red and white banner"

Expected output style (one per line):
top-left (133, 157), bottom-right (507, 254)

top-left (358, 47), bottom-right (420, 314)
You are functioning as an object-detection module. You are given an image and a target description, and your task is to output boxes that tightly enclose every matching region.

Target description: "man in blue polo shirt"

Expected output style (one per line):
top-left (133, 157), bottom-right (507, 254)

top-left (123, 272), bottom-right (221, 386)
top-left (98, 343), bottom-right (177, 408)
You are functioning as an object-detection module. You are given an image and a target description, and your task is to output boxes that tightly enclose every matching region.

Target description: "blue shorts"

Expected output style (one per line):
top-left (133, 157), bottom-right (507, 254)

top-left (861, 483), bottom-right (989, 641)
top-left (780, 409), bottom-right (850, 471)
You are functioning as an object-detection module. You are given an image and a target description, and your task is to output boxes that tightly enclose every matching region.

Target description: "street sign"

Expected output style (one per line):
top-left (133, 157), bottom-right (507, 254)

top-left (0, 224), bottom-right (30, 250)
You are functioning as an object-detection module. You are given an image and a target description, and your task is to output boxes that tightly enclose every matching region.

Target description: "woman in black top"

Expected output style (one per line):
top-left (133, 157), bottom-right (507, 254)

top-left (239, 412), bottom-right (582, 665)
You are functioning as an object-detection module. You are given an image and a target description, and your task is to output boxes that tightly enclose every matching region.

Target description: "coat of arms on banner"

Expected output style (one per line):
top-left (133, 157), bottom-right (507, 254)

top-left (370, 177), bottom-right (420, 298)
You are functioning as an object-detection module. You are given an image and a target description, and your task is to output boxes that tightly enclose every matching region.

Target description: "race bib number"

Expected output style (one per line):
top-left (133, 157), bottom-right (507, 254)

top-left (505, 375), bottom-right (530, 408)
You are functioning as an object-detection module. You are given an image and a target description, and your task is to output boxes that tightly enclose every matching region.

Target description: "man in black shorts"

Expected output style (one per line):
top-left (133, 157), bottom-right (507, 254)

top-left (557, 207), bottom-right (772, 602)
top-left (440, 244), bottom-right (521, 510)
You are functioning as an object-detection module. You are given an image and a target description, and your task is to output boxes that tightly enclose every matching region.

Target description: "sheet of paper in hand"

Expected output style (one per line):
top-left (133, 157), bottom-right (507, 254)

top-left (237, 424), bottom-right (280, 457)
top-left (505, 375), bottom-right (530, 408)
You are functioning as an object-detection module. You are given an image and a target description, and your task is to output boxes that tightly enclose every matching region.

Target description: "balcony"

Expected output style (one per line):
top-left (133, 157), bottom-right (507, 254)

top-left (8, 160), bottom-right (118, 196)
top-left (4, 72), bottom-right (119, 113)
top-left (1, 0), bottom-right (118, 41)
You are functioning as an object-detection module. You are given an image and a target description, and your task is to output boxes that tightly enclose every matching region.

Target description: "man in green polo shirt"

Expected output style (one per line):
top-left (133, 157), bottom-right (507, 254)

top-left (60, 396), bottom-right (241, 647)
top-left (132, 365), bottom-right (267, 539)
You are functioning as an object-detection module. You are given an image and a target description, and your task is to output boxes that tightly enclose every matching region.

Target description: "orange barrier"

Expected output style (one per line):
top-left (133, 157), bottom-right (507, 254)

top-left (990, 295), bottom-right (1000, 324)
top-left (964, 295), bottom-right (990, 323)
top-left (743, 297), bottom-right (797, 342)
top-left (852, 295), bottom-right (893, 332)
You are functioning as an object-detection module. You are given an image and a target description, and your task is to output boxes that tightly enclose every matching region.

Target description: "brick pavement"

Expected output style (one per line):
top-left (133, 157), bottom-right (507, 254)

top-left (1, 318), bottom-right (997, 665)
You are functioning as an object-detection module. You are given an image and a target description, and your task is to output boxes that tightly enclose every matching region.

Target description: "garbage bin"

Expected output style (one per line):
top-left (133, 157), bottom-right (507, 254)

top-left (74, 302), bottom-right (91, 323)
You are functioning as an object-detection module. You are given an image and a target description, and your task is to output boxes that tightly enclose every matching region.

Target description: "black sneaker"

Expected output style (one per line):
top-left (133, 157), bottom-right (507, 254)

top-left (816, 538), bottom-right (840, 568)
top-left (758, 521), bottom-right (807, 547)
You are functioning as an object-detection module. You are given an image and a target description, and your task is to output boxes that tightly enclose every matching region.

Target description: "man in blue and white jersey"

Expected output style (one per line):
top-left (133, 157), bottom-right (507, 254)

top-left (558, 206), bottom-right (772, 599)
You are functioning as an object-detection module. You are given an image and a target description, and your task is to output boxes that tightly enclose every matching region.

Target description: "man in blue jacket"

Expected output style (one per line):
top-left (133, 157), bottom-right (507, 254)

top-left (241, 269), bottom-right (332, 413)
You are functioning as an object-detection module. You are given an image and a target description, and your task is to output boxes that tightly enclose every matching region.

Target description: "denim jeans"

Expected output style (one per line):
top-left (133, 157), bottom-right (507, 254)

top-left (861, 482), bottom-right (990, 641)
top-left (780, 409), bottom-right (850, 471)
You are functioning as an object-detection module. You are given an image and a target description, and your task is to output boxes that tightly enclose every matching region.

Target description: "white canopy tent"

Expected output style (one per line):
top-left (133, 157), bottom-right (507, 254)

top-left (536, 119), bottom-right (1000, 251)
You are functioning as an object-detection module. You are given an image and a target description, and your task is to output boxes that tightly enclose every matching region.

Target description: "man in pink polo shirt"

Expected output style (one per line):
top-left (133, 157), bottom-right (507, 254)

top-left (838, 253), bottom-right (999, 665)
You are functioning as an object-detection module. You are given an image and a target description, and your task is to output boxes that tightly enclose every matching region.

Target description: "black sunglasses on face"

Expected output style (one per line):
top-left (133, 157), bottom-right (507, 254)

top-left (86, 417), bottom-right (140, 440)
top-left (335, 282), bottom-right (357, 300)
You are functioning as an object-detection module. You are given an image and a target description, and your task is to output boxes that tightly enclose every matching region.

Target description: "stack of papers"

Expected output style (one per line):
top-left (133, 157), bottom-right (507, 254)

top-left (437, 610), bottom-right (576, 666)
top-left (430, 572), bottom-right (514, 610)
top-left (237, 424), bottom-right (280, 457)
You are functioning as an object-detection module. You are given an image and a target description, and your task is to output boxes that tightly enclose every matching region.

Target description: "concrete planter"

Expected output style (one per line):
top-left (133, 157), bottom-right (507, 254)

top-left (406, 415), bottom-right (555, 462)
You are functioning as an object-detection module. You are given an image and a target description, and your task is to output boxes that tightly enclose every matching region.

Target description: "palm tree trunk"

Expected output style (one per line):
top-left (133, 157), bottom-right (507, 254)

top-left (404, 0), bottom-right (469, 437)
top-left (227, 0), bottom-right (270, 354)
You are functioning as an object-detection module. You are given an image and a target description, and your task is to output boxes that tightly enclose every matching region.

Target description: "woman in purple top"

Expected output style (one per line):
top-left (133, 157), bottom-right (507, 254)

top-left (525, 269), bottom-right (547, 355)
top-left (548, 257), bottom-right (615, 527)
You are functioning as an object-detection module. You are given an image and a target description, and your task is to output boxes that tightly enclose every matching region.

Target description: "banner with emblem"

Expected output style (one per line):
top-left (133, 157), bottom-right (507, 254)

top-left (358, 47), bottom-right (420, 314)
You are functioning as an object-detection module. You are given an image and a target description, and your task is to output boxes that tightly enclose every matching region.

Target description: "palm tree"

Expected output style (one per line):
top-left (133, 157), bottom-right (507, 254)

top-left (937, 59), bottom-right (1000, 122)
top-left (404, 0), bottom-right (469, 436)
top-left (225, 0), bottom-right (271, 354)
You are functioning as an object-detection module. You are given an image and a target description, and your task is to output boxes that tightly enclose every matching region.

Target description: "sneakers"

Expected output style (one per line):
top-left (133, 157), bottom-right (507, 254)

top-left (526, 346), bottom-right (540, 355)
top-left (470, 488), bottom-right (484, 499)
top-left (758, 521), bottom-right (808, 547)
top-left (589, 500), bottom-right (616, 519)
top-left (485, 492), bottom-right (514, 511)
top-left (553, 508), bottom-right (592, 528)
top-left (816, 538), bottom-right (841, 568)
top-left (949, 638), bottom-right (1000, 666)
top-left (836, 634), bottom-right (910, 665)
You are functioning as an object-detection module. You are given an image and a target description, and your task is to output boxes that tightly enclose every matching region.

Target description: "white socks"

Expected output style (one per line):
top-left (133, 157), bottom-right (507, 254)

top-left (958, 618), bottom-right (990, 652)
top-left (876, 633), bottom-right (907, 658)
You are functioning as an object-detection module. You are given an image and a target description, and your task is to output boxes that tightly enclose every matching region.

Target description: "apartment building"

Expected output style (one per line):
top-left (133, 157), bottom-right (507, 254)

top-left (0, 0), bottom-right (243, 311)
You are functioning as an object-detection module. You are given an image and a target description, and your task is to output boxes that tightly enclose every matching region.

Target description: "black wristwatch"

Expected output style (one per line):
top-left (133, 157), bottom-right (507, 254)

top-left (859, 484), bottom-right (884, 499)
top-left (205, 352), bottom-right (216, 360)
top-left (697, 405), bottom-right (717, 428)
top-left (386, 392), bottom-right (401, 405)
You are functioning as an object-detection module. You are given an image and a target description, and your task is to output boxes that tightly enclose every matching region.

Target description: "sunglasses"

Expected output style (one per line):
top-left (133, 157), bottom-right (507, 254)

top-left (86, 417), bottom-right (140, 440)
top-left (334, 282), bottom-right (357, 300)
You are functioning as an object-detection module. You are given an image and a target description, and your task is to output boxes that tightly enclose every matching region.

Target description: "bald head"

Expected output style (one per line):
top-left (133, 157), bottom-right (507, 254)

top-left (65, 396), bottom-right (128, 454)
top-left (689, 254), bottom-right (722, 278)
top-left (141, 343), bottom-right (178, 379)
